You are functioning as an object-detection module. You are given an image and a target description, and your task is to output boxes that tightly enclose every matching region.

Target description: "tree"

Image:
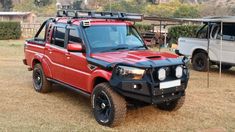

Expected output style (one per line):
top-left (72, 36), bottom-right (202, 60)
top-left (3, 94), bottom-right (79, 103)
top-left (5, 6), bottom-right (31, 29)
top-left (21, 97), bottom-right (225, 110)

top-left (144, 0), bottom-right (181, 17)
top-left (103, 0), bottom-right (146, 13)
top-left (0, 0), bottom-right (13, 11)
top-left (34, 0), bottom-right (52, 7)
top-left (173, 5), bottom-right (199, 18)
top-left (73, 0), bottom-right (83, 10)
top-left (0, 3), bottom-right (3, 11)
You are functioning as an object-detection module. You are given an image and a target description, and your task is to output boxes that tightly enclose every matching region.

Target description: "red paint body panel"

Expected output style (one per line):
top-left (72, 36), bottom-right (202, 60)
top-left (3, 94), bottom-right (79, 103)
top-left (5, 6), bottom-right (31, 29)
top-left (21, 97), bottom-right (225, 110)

top-left (91, 50), bottom-right (178, 64)
top-left (24, 41), bottom-right (112, 93)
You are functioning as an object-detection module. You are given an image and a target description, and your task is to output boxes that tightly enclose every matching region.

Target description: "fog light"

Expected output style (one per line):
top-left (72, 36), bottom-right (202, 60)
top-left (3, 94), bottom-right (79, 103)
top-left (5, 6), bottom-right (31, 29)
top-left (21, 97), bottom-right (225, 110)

top-left (158, 68), bottom-right (166, 81)
top-left (175, 66), bottom-right (183, 78)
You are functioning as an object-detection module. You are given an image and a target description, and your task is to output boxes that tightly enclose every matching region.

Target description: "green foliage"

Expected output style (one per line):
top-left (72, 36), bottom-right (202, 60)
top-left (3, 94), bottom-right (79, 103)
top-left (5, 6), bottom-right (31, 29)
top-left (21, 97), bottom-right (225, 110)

top-left (145, 0), bottom-right (181, 17)
top-left (0, 3), bottom-right (2, 10)
top-left (103, 0), bottom-right (147, 13)
top-left (135, 23), bottom-right (152, 33)
top-left (0, 0), bottom-right (13, 11)
top-left (13, 0), bottom-right (56, 16)
top-left (34, 0), bottom-right (53, 7)
top-left (168, 25), bottom-right (201, 44)
top-left (0, 22), bottom-right (21, 40)
top-left (73, 1), bottom-right (83, 10)
top-left (102, 0), bottom-right (200, 18)
top-left (173, 5), bottom-right (199, 18)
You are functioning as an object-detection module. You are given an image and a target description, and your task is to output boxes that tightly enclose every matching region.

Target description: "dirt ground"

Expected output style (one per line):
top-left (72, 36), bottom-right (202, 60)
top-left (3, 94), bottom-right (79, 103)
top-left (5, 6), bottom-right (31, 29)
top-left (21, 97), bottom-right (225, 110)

top-left (0, 40), bottom-right (234, 132)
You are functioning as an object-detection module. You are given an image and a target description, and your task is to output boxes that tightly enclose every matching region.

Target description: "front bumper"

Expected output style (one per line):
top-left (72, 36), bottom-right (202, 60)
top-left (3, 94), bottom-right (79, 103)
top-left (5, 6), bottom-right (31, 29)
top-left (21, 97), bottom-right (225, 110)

top-left (110, 78), bottom-right (188, 104)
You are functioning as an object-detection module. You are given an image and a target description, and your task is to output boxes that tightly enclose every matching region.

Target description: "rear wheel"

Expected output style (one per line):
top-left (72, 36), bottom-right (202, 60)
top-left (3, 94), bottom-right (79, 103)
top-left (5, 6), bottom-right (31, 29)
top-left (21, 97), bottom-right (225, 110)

top-left (217, 64), bottom-right (232, 71)
top-left (91, 83), bottom-right (126, 127)
top-left (192, 52), bottom-right (208, 71)
top-left (32, 63), bottom-right (52, 93)
top-left (157, 96), bottom-right (185, 111)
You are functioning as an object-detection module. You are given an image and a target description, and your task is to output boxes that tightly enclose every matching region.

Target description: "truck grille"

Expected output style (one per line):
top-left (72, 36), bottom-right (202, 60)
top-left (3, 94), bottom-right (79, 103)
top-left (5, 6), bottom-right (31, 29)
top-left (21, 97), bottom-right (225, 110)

top-left (150, 66), bottom-right (178, 83)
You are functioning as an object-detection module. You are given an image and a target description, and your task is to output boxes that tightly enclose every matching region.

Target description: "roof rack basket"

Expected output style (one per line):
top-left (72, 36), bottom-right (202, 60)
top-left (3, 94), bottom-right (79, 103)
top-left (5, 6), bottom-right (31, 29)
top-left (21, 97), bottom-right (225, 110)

top-left (56, 10), bottom-right (143, 21)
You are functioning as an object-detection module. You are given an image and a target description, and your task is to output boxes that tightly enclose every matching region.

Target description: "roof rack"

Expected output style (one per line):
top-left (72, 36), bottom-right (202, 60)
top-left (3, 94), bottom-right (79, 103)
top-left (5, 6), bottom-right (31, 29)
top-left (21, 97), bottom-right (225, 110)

top-left (56, 10), bottom-right (143, 22)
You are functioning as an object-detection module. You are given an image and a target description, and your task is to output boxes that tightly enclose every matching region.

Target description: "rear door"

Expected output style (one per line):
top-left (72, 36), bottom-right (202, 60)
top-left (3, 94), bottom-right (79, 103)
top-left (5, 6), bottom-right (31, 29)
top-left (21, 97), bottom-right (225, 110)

top-left (210, 24), bottom-right (235, 64)
top-left (45, 24), bottom-right (67, 82)
top-left (220, 24), bottom-right (235, 64)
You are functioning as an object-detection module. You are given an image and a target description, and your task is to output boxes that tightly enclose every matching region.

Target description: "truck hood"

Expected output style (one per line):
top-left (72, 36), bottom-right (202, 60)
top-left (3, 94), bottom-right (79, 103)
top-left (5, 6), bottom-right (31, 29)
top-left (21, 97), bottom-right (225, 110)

top-left (89, 50), bottom-right (184, 69)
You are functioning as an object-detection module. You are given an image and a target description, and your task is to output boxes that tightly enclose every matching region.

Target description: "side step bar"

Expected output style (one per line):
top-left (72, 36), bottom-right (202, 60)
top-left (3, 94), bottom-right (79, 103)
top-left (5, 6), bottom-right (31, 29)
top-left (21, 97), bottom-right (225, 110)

top-left (47, 78), bottom-right (91, 98)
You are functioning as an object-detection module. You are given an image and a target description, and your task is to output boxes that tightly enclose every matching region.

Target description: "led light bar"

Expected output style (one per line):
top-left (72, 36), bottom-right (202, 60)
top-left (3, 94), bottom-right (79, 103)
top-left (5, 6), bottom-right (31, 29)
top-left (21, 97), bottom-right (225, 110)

top-left (56, 10), bottom-right (143, 21)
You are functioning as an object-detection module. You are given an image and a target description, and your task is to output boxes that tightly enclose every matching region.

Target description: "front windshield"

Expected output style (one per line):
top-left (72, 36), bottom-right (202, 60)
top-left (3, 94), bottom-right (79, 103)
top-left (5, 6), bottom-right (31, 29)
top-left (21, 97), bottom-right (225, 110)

top-left (84, 25), bottom-right (145, 53)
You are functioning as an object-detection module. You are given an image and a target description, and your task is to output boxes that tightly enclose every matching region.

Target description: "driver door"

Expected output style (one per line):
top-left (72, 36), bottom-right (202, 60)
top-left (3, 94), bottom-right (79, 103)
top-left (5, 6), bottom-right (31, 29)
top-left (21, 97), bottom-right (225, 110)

top-left (63, 26), bottom-right (91, 91)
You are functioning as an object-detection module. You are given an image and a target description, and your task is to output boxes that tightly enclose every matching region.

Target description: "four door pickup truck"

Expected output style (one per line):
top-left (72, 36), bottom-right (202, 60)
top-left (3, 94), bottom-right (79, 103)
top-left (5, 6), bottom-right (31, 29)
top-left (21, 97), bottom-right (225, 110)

top-left (23, 10), bottom-right (189, 127)
top-left (176, 22), bottom-right (235, 71)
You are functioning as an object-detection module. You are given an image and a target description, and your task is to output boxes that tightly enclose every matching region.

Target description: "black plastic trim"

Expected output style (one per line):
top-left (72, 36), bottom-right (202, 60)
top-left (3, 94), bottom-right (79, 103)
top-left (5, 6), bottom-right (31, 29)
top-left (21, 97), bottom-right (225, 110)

top-left (47, 78), bottom-right (91, 98)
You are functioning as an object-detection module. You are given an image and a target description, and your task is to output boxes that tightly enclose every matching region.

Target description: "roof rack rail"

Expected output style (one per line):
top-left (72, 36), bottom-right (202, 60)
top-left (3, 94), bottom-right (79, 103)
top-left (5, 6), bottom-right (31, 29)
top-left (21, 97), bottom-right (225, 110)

top-left (56, 10), bottom-right (143, 22)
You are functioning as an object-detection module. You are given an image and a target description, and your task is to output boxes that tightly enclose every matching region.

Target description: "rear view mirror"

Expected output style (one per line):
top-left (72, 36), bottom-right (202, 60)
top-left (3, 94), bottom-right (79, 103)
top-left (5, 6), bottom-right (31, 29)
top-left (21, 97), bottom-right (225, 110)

top-left (67, 43), bottom-right (83, 52)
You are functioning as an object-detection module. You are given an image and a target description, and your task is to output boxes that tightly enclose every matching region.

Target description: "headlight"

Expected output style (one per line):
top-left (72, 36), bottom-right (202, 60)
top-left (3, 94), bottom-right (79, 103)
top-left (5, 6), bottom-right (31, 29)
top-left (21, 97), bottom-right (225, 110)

top-left (175, 66), bottom-right (183, 78)
top-left (116, 66), bottom-right (145, 80)
top-left (158, 68), bottom-right (166, 81)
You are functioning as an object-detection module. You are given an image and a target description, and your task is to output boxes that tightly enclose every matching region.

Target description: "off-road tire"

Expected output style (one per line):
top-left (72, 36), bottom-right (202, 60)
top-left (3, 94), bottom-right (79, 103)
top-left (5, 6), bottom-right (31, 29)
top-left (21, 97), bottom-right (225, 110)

top-left (32, 63), bottom-right (52, 93)
top-left (91, 83), bottom-right (126, 127)
top-left (192, 52), bottom-right (208, 71)
top-left (157, 95), bottom-right (185, 111)
top-left (217, 64), bottom-right (232, 71)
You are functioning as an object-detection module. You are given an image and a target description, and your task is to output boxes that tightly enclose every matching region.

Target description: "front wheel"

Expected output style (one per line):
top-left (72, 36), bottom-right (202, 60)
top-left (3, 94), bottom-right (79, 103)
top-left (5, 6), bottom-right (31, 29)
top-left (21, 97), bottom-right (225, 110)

top-left (91, 83), bottom-right (126, 127)
top-left (157, 96), bottom-right (185, 111)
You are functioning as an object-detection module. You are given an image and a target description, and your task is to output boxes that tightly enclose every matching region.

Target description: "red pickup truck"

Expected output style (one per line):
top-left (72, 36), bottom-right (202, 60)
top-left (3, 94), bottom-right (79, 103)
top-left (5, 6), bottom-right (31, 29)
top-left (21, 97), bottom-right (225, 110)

top-left (23, 10), bottom-right (189, 127)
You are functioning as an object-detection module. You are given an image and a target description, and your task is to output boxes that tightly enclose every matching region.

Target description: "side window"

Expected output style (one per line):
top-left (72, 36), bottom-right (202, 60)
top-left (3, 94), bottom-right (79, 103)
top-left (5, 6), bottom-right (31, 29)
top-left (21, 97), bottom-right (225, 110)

top-left (52, 27), bottom-right (65, 47)
top-left (210, 24), bottom-right (220, 39)
top-left (222, 24), bottom-right (235, 41)
top-left (68, 29), bottom-right (82, 44)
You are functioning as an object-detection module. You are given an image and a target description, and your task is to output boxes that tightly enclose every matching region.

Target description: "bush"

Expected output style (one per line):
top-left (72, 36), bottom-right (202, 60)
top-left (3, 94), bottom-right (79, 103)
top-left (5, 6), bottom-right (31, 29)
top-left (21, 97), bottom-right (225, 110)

top-left (0, 22), bottom-right (21, 40)
top-left (168, 25), bottom-right (201, 44)
top-left (135, 23), bottom-right (152, 33)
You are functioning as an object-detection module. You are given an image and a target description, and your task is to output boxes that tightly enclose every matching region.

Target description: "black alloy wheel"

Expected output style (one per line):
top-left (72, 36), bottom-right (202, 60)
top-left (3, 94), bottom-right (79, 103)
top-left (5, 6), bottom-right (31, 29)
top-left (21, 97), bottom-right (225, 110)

top-left (91, 83), bottom-right (126, 127)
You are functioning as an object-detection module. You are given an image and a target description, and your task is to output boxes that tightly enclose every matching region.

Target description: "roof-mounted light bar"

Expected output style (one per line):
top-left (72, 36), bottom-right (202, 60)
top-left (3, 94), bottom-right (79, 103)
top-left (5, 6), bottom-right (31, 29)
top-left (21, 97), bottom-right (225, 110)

top-left (56, 10), bottom-right (143, 22)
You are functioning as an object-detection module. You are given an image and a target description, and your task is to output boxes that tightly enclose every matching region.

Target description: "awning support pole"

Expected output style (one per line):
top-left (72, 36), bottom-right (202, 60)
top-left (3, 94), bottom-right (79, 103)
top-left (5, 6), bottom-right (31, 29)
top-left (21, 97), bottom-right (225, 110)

top-left (207, 22), bottom-right (210, 88)
top-left (219, 21), bottom-right (223, 78)
top-left (159, 20), bottom-right (162, 52)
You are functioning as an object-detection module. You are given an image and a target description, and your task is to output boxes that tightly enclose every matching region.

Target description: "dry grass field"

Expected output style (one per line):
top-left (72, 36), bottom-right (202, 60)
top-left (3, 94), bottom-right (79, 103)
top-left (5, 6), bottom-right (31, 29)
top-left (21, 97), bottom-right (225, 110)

top-left (0, 40), bottom-right (234, 132)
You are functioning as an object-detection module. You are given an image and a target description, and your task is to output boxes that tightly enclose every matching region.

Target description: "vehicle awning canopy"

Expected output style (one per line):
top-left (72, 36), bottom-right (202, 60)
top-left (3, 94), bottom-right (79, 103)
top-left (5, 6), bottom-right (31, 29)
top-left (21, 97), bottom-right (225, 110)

top-left (176, 16), bottom-right (235, 23)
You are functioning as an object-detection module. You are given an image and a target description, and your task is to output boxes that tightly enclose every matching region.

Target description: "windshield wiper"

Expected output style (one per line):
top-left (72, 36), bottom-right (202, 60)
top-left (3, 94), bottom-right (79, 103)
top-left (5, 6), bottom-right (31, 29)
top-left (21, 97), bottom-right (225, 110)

top-left (110, 47), bottom-right (129, 51)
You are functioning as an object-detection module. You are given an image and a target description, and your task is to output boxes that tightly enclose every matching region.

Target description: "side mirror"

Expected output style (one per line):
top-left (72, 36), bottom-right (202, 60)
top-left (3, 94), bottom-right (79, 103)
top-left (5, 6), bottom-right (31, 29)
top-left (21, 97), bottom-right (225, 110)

top-left (67, 43), bottom-right (83, 52)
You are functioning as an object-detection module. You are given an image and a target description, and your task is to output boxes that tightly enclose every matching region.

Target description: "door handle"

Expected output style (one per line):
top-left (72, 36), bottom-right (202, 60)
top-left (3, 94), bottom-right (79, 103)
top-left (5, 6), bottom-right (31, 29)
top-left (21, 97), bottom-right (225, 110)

top-left (47, 48), bottom-right (53, 54)
top-left (65, 53), bottom-right (70, 59)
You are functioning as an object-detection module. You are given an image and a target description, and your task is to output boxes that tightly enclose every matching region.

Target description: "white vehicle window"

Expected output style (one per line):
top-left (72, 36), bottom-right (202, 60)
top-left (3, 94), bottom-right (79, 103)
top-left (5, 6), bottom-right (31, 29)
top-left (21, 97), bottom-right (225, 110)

top-left (215, 24), bottom-right (235, 41)
top-left (210, 24), bottom-right (220, 39)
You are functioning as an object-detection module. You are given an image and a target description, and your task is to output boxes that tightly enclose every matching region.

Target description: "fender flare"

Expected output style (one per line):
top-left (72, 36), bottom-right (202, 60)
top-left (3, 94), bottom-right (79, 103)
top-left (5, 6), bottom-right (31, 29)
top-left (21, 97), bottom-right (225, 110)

top-left (87, 69), bottom-right (112, 93)
top-left (191, 47), bottom-right (217, 60)
top-left (32, 54), bottom-right (52, 78)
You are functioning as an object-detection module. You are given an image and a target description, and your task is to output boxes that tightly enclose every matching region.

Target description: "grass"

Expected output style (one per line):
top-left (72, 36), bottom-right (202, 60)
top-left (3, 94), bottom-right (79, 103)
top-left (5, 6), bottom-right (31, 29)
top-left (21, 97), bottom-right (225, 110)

top-left (0, 40), bottom-right (234, 131)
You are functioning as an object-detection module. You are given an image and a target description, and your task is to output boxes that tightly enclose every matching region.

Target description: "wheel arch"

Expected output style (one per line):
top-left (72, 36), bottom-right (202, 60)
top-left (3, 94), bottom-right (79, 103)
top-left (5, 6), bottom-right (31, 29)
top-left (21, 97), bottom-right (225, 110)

top-left (192, 48), bottom-right (208, 58)
top-left (88, 70), bottom-right (112, 93)
top-left (32, 59), bottom-right (41, 68)
top-left (32, 56), bottom-right (52, 78)
top-left (93, 77), bottom-right (109, 89)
